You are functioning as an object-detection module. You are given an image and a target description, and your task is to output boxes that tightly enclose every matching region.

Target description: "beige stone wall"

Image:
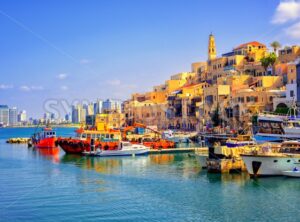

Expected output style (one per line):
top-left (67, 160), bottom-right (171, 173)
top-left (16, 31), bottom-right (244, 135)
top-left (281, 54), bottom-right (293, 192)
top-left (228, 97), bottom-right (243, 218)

top-left (278, 46), bottom-right (300, 63)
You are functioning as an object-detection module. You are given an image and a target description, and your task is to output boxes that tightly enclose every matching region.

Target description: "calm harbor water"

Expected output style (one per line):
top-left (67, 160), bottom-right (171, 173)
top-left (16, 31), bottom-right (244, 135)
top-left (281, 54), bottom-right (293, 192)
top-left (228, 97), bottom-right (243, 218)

top-left (0, 128), bottom-right (300, 221)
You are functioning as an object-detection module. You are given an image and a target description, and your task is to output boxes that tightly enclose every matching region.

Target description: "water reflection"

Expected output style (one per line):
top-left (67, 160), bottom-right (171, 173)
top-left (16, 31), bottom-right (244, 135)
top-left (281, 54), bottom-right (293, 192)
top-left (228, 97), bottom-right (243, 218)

top-left (61, 154), bottom-right (149, 174)
top-left (29, 147), bottom-right (60, 163)
top-left (58, 152), bottom-right (300, 191)
top-left (60, 153), bottom-right (200, 178)
top-left (150, 154), bottom-right (174, 165)
top-left (204, 172), bottom-right (250, 185)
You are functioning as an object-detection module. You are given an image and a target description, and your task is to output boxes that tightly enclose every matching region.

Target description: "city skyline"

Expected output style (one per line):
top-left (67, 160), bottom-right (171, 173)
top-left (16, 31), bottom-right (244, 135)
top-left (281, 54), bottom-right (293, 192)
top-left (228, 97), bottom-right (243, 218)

top-left (1, 0), bottom-right (300, 117)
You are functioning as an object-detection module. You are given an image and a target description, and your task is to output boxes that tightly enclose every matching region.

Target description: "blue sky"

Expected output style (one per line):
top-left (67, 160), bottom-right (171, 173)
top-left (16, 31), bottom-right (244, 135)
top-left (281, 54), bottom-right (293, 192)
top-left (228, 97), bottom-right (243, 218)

top-left (0, 0), bottom-right (300, 118)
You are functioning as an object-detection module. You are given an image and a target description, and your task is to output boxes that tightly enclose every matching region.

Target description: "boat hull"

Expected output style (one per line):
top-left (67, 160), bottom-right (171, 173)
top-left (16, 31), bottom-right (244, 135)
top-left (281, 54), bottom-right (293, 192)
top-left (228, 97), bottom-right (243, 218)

top-left (282, 171), bottom-right (300, 178)
top-left (83, 148), bottom-right (149, 157)
top-left (34, 137), bottom-right (57, 149)
top-left (241, 154), bottom-right (300, 177)
top-left (57, 139), bottom-right (119, 154)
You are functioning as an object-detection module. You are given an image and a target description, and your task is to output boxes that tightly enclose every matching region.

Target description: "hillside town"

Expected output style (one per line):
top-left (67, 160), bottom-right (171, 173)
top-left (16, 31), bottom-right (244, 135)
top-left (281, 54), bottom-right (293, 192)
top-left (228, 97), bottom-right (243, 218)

top-left (122, 34), bottom-right (300, 133)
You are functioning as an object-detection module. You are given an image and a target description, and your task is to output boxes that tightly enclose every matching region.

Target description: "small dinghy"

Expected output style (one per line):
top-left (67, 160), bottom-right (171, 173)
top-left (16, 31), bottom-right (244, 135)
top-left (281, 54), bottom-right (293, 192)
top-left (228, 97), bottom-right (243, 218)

top-left (282, 167), bottom-right (300, 178)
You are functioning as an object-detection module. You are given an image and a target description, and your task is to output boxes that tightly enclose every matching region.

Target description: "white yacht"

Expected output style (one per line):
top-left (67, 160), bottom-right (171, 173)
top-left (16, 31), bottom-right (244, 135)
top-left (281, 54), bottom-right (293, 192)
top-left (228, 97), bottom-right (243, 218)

top-left (254, 114), bottom-right (300, 143)
top-left (241, 141), bottom-right (300, 177)
top-left (83, 141), bottom-right (150, 157)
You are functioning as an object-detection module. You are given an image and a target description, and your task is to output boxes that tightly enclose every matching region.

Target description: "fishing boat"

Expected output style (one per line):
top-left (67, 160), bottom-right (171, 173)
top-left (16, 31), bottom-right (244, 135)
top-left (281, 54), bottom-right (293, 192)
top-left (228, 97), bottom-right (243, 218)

top-left (57, 128), bottom-right (121, 154)
top-left (241, 141), bottom-right (300, 177)
top-left (83, 141), bottom-right (149, 157)
top-left (31, 128), bottom-right (57, 148)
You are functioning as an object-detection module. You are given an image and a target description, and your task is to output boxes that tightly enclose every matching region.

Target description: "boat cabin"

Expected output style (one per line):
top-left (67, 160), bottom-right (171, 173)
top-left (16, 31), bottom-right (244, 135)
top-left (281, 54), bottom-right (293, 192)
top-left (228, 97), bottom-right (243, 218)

top-left (279, 141), bottom-right (300, 154)
top-left (76, 129), bottom-right (121, 142)
top-left (34, 128), bottom-right (56, 141)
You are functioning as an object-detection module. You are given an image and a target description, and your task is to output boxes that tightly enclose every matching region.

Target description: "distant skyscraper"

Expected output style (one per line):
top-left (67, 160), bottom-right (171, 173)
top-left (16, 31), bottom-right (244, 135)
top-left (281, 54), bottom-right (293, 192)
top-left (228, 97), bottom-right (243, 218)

top-left (18, 110), bottom-right (27, 122)
top-left (87, 103), bottom-right (94, 116)
top-left (65, 113), bottom-right (71, 122)
top-left (94, 99), bottom-right (103, 114)
top-left (80, 105), bottom-right (86, 123)
top-left (0, 105), bottom-right (9, 126)
top-left (103, 99), bottom-right (122, 113)
top-left (44, 112), bottom-right (51, 123)
top-left (9, 107), bottom-right (18, 126)
top-left (72, 104), bottom-right (86, 123)
top-left (50, 113), bottom-right (55, 120)
top-left (71, 105), bottom-right (79, 123)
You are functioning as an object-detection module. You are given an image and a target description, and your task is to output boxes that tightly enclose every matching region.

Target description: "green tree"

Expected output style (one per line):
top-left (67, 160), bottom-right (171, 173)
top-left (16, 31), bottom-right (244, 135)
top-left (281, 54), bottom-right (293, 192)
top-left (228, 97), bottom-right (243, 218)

top-left (270, 41), bottom-right (281, 53)
top-left (260, 53), bottom-right (277, 71)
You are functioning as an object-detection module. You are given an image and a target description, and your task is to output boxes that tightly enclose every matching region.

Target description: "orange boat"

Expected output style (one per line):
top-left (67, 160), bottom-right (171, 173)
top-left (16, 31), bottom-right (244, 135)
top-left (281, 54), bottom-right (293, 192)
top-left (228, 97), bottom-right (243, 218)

top-left (57, 128), bottom-right (121, 154)
top-left (123, 123), bottom-right (175, 149)
top-left (31, 128), bottom-right (57, 149)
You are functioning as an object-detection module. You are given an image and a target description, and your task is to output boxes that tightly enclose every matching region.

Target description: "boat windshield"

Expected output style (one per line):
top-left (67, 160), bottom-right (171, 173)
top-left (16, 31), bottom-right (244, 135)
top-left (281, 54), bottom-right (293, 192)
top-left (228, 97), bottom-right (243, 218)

top-left (77, 132), bottom-right (121, 141)
top-left (44, 131), bottom-right (56, 138)
top-left (122, 142), bottom-right (131, 147)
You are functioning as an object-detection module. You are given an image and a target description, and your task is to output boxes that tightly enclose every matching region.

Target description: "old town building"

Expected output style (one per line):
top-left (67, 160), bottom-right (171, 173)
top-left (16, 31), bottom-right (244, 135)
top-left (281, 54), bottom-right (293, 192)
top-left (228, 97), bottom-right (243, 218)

top-left (124, 34), bottom-right (300, 131)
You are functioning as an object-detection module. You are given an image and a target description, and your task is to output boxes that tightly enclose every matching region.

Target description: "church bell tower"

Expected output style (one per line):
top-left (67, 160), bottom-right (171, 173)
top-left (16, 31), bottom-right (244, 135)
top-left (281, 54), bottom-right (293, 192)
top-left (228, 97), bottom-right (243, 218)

top-left (208, 33), bottom-right (216, 60)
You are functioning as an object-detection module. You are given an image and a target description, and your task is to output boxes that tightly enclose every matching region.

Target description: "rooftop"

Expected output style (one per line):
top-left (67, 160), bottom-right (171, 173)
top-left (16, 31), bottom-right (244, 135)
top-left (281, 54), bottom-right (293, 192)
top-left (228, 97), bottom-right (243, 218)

top-left (234, 41), bottom-right (266, 50)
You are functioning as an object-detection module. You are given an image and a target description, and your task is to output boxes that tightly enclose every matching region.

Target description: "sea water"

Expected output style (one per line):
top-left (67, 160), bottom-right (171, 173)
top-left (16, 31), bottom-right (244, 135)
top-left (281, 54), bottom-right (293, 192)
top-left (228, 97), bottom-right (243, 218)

top-left (0, 128), bottom-right (299, 221)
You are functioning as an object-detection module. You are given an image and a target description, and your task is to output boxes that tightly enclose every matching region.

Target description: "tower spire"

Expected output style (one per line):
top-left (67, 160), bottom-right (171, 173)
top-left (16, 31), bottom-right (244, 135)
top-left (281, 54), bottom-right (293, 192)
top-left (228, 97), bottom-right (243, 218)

top-left (208, 33), bottom-right (216, 60)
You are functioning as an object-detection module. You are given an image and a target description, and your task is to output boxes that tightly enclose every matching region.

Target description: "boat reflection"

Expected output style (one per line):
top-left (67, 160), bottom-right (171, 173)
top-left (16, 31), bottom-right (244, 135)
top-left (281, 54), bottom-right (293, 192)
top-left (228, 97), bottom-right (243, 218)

top-left (60, 153), bottom-right (201, 179)
top-left (30, 147), bottom-right (60, 163)
top-left (150, 154), bottom-right (174, 165)
top-left (204, 172), bottom-right (250, 185)
top-left (61, 154), bottom-right (149, 174)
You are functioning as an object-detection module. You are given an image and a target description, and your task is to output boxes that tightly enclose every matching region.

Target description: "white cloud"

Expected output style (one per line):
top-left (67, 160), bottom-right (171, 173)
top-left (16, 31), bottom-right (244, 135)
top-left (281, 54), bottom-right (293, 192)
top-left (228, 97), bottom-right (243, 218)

top-left (57, 73), bottom-right (68, 80)
top-left (20, 85), bottom-right (44, 92)
top-left (106, 79), bottom-right (121, 86)
top-left (286, 21), bottom-right (300, 38)
top-left (60, 85), bottom-right (68, 91)
top-left (0, 84), bottom-right (13, 89)
top-left (20, 85), bottom-right (31, 91)
top-left (31, 86), bottom-right (44, 90)
top-left (272, 0), bottom-right (300, 24)
top-left (80, 58), bottom-right (91, 64)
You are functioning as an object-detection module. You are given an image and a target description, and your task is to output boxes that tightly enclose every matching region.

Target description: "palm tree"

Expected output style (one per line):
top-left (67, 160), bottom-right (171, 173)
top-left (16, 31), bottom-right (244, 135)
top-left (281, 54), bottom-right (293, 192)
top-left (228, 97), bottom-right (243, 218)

top-left (270, 41), bottom-right (281, 53)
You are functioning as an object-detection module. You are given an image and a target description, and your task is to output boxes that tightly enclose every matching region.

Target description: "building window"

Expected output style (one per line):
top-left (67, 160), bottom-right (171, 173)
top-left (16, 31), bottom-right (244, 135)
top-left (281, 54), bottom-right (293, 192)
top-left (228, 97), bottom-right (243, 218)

top-left (290, 90), bottom-right (294, 98)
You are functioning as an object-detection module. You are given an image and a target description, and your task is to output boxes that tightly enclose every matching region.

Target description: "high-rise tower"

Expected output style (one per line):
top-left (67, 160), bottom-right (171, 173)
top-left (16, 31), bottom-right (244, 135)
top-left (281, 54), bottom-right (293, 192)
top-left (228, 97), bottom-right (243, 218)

top-left (208, 33), bottom-right (216, 60)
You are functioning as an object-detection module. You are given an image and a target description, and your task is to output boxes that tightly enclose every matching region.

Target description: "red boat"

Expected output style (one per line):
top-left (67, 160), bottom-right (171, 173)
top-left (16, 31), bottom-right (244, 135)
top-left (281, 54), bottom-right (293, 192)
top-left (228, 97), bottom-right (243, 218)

top-left (31, 128), bottom-right (57, 149)
top-left (57, 128), bottom-right (121, 154)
